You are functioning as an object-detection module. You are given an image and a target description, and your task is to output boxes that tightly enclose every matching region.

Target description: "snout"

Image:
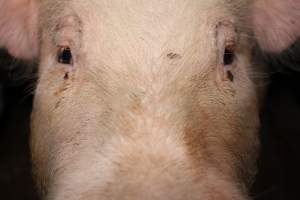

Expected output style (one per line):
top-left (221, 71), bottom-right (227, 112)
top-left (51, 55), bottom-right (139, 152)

top-left (40, 134), bottom-right (250, 200)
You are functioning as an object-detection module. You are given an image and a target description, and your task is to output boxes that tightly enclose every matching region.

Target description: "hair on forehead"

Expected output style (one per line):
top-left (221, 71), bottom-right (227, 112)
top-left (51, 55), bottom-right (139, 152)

top-left (39, 0), bottom-right (253, 46)
top-left (40, 0), bottom-right (252, 18)
top-left (40, 0), bottom-right (83, 40)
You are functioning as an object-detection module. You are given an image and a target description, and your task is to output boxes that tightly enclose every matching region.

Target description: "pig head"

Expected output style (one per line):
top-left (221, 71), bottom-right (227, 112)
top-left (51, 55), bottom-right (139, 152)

top-left (0, 0), bottom-right (299, 199)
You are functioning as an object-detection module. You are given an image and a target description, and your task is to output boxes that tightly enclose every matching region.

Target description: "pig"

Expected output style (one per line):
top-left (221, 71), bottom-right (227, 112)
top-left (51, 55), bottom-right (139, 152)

top-left (1, 0), bottom-right (300, 199)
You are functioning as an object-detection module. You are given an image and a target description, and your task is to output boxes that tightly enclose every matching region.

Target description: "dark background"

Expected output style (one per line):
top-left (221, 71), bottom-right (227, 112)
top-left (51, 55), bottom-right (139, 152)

top-left (0, 40), bottom-right (300, 199)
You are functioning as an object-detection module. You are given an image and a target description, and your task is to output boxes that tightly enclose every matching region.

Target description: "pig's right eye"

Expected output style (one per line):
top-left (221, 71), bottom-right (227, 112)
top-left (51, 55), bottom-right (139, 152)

top-left (57, 47), bottom-right (73, 65)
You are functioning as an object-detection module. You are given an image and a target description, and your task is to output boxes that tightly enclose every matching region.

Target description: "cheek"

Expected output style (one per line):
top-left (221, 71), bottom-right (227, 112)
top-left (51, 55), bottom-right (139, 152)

top-left (36, 35), bottom-right (79, 115)
top-left (184, 60), bottom-right (260, 182)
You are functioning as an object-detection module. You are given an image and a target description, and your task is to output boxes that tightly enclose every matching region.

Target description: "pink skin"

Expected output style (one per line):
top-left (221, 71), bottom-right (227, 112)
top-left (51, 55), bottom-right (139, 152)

top-left (0, 0), bottom-right (299, 199)
top-left (252, 0), bottom-right (300, 52)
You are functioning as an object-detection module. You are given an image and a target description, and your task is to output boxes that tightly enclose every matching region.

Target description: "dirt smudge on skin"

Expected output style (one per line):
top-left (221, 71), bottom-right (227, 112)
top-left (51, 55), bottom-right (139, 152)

top-left (167, 52), bottom-right (182, 60)
top-left (54, 72), bottom-right (75, 109)
top-left (54, 86), bottom-right (69, 96)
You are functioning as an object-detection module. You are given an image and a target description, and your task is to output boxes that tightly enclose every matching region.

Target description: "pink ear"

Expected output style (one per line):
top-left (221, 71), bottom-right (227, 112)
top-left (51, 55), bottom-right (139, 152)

top-left (252, 0), bottom-right (300, 53)
top-left (0, 0), bottom-right (39, 59)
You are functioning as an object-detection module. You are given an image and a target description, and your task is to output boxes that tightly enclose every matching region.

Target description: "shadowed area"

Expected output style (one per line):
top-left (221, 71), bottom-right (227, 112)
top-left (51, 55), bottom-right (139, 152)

top-left (0, 49), bottom-right (38, 200)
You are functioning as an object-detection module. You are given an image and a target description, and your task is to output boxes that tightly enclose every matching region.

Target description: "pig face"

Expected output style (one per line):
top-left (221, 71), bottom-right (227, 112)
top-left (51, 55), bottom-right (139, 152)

top-left (32, 1), bottom-right (261, 199)
top-left (1, 0), bottom-right (299, 199)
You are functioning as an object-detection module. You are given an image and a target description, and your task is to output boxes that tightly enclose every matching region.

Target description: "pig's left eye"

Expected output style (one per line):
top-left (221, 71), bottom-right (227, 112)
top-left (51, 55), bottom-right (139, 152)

top-left (57, 47), bottom-right (73, 65)
top-left (223, 46), bottom-right (235, 66)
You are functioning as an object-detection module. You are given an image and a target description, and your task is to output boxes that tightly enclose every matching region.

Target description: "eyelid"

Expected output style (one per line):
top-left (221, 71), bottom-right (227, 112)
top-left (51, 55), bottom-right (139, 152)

top-left (54, 28), bottom-right (79, 64)
top-left (54, 28), bottom-right (77, 48)
top-left (216, 20), bottom-right (238, 65)
top-left (53, 16), bottom-right (83, 50)
top-left (225, 40), bottom-right (236, 50)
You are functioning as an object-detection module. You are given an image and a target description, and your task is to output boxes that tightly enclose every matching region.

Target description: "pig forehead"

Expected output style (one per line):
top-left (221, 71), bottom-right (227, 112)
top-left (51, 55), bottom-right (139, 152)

top-left (42, 0), bottom-right (249, 28)
top-left (43, 0), bottom-right (240, 10)
top-left (41, 0), bottom-right (250, 68)
top-left (42, 0), bottom-right (245, 45)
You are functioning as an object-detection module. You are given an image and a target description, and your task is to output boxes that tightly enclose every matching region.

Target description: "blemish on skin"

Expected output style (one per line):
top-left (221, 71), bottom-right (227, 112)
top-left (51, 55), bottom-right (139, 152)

top-left (64, 72), bottom-right (69, 80)
top-left (291, 20), bottom-right (296, 24)
top-left (55, 71), bottom-right (74, 96)
top-left (227, 70), bottom-right (234, 82)
top-left (167, 52), bottom-right (182, 60)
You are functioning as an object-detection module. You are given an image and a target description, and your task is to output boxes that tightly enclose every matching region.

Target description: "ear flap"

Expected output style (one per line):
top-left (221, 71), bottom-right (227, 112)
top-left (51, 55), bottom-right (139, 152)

top-left (252, 0), bottom-right (300, 53)
top-left (0, 0), bottom-right (39, 59)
